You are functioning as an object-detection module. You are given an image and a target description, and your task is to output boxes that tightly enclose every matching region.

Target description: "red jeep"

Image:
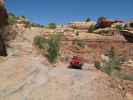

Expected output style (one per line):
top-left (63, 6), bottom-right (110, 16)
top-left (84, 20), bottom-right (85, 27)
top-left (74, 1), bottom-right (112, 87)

top-left (69, 56), bottom-right (83, 69)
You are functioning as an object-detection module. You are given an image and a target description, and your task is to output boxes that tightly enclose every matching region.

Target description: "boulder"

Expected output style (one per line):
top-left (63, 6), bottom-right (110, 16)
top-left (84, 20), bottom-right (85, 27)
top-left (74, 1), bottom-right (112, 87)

top-left (94, 28), bottom-right (114, 36)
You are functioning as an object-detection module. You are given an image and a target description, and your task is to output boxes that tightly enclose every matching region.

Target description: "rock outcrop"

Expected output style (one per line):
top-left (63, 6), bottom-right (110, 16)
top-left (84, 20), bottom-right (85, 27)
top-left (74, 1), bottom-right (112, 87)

top-left (69, 21), bottom-right (96, 30)
top-left (126, 21), bottom-right (133, 31)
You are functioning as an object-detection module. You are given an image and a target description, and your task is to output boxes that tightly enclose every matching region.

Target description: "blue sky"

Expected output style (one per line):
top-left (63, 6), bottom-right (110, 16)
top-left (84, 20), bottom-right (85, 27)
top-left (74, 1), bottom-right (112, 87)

top-left (6, 0), bottom-right (133, 25)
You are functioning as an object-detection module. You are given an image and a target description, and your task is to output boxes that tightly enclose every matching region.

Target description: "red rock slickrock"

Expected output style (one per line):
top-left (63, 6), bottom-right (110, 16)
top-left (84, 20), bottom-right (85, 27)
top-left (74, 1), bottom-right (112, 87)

top-left (0, 56), bottom-right (125, 100)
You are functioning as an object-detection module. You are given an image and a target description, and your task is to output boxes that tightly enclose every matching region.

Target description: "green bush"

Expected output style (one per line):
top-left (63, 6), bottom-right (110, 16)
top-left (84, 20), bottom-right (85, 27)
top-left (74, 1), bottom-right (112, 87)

top-left (115, 24), bottom-right (125, 31)
top-left (47, 23), bottom-right (57, 29)
top-left (47, 33), bottom-right (61, 63)
top-left (33, 35), bottom-right (46, 49)
top-left (34, 34), bottom-right (61, 63)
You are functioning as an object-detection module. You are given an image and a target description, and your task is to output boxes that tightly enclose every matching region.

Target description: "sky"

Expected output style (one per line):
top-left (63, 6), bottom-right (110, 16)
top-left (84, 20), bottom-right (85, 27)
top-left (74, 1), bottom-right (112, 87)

top-left (6, 0), bottom-right (133, 25)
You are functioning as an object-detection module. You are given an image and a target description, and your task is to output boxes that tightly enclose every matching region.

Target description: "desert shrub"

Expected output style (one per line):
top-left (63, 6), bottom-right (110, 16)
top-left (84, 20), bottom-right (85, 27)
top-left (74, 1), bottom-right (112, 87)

top-left (96, 47), bottom-right (124, 75)
top-left (102, 56), bottom-right (122, 75)
top-left (115, 24), bottom-right (125, 31)
top-left (103, 47), bottom-right (124, 75)
top-left (47, 23), bottom-right (57, 29)
top-left (30, 23), bottom-right (45, 28)
top-left (8, 13), bottom-right (17, 25)
top-left (75, 31), bottom-right (79, 36)
top-left (115, 71), bottom-right (133, 81)
top-left (97, 16), bottom-right (107, 24)
top-left (94, 61), bottom-right (101, 69)
top-left (33, 35), bottom-right (46, 49)
top-left (21, 16), bottom-right (26, 19)
top-left (34, 34), bottom-right (61, 63)
top-left (86, 17), bottom-right (91, 22)
top-left (88, 24), bottom-right (96, 33)
top-left (47, 34), bottom-right (60, 62)
top-left (47, 33), bottom-right (61, 63)
top-left (122, 74), bottom-right (133, 81)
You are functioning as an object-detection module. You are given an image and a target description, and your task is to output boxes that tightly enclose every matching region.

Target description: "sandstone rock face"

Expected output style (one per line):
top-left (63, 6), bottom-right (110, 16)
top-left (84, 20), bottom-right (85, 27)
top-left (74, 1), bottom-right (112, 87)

top-left (7, 27), bottom-right (44, 56)
top-left (69, 21), bottom-right (96, 30)
top-left (0, 56), bottom-right (124, 100)
top-left (28, 69), bottom-right (123, 100)
top-left (0, 56), bottom-right (49, 100)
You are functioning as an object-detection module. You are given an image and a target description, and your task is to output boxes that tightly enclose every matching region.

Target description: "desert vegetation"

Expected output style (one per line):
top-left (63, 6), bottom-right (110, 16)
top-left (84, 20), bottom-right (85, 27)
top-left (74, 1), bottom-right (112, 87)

top-left (47, 33), bottom-right (61, 63)
top-left (94, 47), bottom-right (133, 81)
top-left (114, 24), bottom-right (125, 31)
top-left (34, 33), bottom-right (61, 63)
top-left (95, 47), bottom-right (123, 74)
top-left (47, 23), bottom-right (57, 29)
top-left (85, 17), bottom-right (91, 22)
